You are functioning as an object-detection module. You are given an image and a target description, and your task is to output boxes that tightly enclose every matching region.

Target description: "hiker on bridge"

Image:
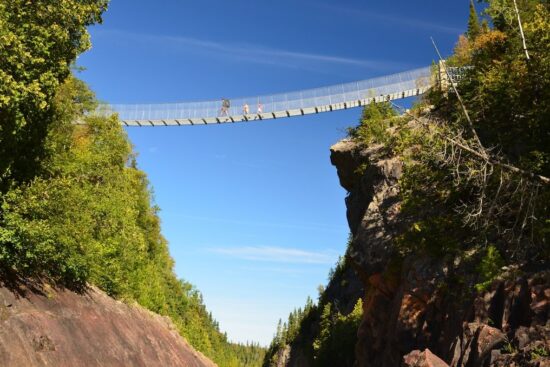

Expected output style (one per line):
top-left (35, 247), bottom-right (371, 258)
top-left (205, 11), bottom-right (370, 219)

top-left (220, 98), bottom-right (230, 117)
top-left (243, 103), bottom-right (250, 115)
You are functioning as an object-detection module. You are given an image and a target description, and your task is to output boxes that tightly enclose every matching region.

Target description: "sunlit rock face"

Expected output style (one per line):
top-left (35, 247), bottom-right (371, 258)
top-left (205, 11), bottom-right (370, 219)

top-left (331, 139), bottom-right (405, 277)
top-left (0, 284), bottom-right (217, 367)
top-left (329, 138), bottom-right (550, 367)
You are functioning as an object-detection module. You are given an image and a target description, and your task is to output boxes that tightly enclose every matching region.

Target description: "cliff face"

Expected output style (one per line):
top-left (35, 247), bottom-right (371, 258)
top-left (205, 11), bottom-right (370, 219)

top-left (330, 138), bottom-right (550, 367)
top-left (0, 284), bottom-right (217, 367)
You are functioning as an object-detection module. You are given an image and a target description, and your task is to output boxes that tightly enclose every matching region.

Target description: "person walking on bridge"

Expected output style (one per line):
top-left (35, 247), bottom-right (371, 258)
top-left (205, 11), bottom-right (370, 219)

top-left (220, 98), bottom-right (230, 117)
top-left (243, 103), bottom-right (249, 115)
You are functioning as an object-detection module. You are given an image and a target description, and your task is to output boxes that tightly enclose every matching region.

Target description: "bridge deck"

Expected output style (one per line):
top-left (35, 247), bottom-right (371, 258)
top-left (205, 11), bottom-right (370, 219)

top-left (90, 66), bottom-right (437, 127)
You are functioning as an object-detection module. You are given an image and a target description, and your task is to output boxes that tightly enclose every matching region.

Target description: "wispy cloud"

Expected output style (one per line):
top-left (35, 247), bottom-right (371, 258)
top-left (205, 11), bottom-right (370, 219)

top-left (315, 3), bottom-right (464, 35)
top-left (209, 245), bottom-right (336, 264)
top-left (93, 29), bottom-right (408, 72)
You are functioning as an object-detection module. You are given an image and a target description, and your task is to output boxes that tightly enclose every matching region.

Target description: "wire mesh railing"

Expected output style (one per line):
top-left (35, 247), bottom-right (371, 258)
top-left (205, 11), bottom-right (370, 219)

top-left (93, 66), bottom-right (435, 122)
top-left (447, 65), bottom-right (472, 84)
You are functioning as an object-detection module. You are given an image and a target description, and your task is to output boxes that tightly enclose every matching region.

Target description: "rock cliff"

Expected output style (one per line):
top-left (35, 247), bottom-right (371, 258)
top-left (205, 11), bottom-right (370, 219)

top-left (0, 283), bottom-right (217, 367)
top-left (330, 138), bottom-right (550, 367)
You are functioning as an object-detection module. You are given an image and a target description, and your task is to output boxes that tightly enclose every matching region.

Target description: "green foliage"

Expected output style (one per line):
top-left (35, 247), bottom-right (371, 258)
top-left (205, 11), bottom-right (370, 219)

top-left (327, 255), bottom-right (347, 283)
top-left (440, 0), bottom-right (549, 260)
top-left (0, 77), bottom-right (264, 367)
top-left (268, 3), bottom-right (550, 365)
top-left (482, 0), bottom-right (544, 32)
top-left (347, 101), bottom-right (397, 146)
top-left (264, 240), bottom-right (361, 367)
top-left (346, 101), bottom-right (472, 260)
top-left (0, 4), bottom-right (265, 363)
top-left (396, 155), bottom-right (472, 258)
top-left (530, 345), bottom-right (549, 360)
top-left (263, 298), bottom-right (318, 367)
top-left (344, 0), bottom-right (549, 295)
top-left (0, 81), bottom-right (133, 288)
top-left (378, 0), bottom-right (550, 265)
top-left (475, 245), bottom-right (504, 292)
top-left (312, 299), bottom-right (362, 367)
top-left (457, 2), bottom-right (550, 177)
top-left (265, 296), bottom-right (361, 367)
top-left (467, 0), bottom-right (482, 39)
top-left (501, 340), bottom-right (520, 355)
top-left (0, 0), bottom-right (108, 189)
top-left (229, 342), bottom-right (266, 367)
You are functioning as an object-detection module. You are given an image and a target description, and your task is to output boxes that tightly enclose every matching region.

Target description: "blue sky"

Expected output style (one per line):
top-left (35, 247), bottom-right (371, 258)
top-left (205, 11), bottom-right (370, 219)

top-left (78, 0), bottom-right (470, 346)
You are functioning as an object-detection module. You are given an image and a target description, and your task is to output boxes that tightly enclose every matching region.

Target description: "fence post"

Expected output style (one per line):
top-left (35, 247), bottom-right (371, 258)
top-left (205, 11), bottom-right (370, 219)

top-left (438, 60), bottom-right (449, 93)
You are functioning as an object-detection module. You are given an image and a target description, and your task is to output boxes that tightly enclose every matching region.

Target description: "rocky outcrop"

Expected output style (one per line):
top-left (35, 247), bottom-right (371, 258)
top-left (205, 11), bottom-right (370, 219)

top-left (330, 139), bottom-right (405, 277)
top-left (0, 284), bottom-right (216, 367)
top-left (450, 323), bottom-right (506, 366)
top-left (403, 348), bottom-right (450, 367)
top-left (273, 345), bottom-right (291, 367)
top-left (329, 139), bottom-right (550, 367)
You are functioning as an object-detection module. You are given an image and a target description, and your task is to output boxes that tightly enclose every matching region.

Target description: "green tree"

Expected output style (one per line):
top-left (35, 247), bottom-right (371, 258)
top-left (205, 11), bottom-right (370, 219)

top-left (0, 2), bottom-right (266, 366)
top-left (459, 2), bottom-right (550, 175)
top-left (467, 0), bottom-right (482, 39)
top-left (0, 0), bottom-right (108, 190)
top-left (0, 76), bottom-right (264, 366)
top-left (347, 101), bottom-right (397, 146)
top-left (313, 299), bottom-right (362, 367)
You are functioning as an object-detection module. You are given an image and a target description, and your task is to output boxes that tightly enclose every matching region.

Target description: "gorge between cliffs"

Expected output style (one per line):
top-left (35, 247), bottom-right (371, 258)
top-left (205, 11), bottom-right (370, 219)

top-left (1, 1), bottom-right (549, 367)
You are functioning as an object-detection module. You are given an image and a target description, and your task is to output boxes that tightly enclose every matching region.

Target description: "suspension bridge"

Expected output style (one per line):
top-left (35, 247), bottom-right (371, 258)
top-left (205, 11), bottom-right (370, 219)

top-left (92, 63), bottom-right (461, 127)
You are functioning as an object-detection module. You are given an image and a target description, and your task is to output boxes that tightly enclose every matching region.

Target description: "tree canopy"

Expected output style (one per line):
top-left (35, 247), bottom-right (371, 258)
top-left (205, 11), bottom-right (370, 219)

top-left (0, 0), bottom-right (107, 190)
top-left (0, 2), bottom-right (265, 365)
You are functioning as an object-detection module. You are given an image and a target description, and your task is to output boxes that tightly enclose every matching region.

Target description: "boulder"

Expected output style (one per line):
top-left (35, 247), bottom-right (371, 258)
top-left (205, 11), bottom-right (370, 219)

top-left (450, 323), bottom-right (506, 367)
top-left (403, 349), bottom-right (450, 367)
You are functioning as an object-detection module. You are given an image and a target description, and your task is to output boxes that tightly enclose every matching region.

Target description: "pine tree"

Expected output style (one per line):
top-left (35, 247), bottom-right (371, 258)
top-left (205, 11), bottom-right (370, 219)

top-left (481, 19), bottom-right (490, 33)
top-left (275, 319), bottom-right (283, 345)
top-left (467, 0), bottom-right (481, 40)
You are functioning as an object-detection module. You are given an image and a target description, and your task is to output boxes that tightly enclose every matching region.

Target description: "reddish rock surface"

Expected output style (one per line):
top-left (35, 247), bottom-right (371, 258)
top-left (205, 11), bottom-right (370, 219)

top-left (0, 284), bottom-right (217, 367)
top-left (330, 139), bottom-right (550, 367)
top-left (403, 349), bottom-right (450, 367)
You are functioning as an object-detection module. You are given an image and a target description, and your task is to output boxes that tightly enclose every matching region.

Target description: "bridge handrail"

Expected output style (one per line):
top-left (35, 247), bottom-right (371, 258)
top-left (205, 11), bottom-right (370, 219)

top-left (94, 66), bottom-right (435, 121)
top-left (92, 65), bottom-right (467, 123)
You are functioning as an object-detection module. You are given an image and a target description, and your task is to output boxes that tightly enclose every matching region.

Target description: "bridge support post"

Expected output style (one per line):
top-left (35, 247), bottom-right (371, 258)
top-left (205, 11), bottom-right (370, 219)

top-left (438, 60), bottom-right (449, 94)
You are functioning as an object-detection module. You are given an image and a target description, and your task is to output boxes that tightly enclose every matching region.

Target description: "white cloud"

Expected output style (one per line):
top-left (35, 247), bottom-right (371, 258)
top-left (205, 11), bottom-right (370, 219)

top-left (93, 29), bottom-right (407, 72)
top-left (208, 245), bottom-right (336, 264)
